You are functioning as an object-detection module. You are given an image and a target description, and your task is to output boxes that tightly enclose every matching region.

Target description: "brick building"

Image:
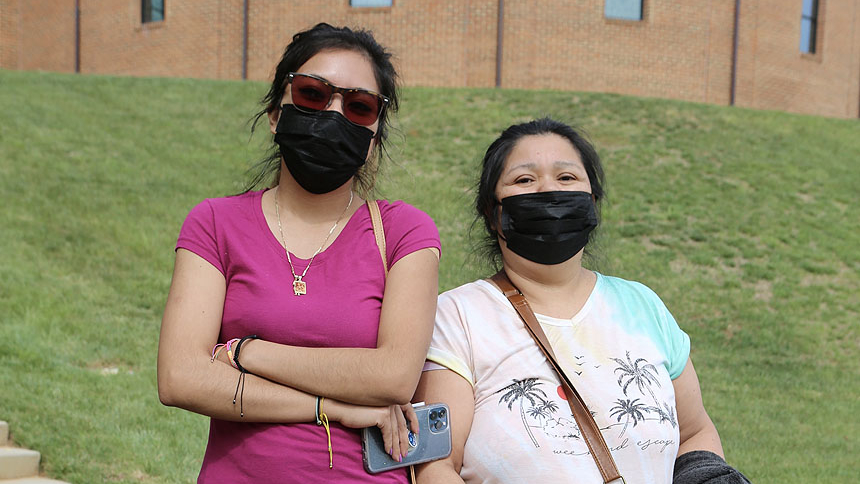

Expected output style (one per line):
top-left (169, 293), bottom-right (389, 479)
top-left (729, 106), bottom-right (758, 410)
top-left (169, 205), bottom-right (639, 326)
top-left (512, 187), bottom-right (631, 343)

top-left (2, 0), bottom-right (859, 118)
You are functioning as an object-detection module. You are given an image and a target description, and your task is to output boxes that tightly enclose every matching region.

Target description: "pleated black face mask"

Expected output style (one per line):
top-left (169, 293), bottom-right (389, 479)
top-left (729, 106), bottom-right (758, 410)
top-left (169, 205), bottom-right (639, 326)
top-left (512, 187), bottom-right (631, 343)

top-left (274, 104), bottom-right (374, 194)
top-left (499, 191), bottom-right (598, 265)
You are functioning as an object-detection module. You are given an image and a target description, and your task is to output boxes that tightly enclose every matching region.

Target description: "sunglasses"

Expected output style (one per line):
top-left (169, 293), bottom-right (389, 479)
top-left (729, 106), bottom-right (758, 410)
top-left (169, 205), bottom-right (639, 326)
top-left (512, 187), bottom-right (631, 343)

top-left (287, 72), bottom-right (389, 127)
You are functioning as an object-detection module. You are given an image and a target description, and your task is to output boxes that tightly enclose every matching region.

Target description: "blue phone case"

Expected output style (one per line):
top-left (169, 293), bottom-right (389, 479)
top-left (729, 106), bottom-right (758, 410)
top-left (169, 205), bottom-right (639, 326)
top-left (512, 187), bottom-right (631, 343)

top-left (361, 402), bottom-right (452, 474)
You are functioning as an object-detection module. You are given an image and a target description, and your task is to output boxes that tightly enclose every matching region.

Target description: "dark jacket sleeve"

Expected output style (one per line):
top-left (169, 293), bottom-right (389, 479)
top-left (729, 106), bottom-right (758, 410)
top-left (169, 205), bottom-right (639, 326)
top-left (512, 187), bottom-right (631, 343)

top-left (674, 450), bottom-right (752, 484)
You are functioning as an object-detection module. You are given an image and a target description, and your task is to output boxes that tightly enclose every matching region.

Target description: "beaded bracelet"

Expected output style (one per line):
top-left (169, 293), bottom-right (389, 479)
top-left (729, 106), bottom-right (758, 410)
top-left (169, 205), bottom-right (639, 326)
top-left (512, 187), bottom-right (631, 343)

top-left (315, 396), bottom-right (333, 469)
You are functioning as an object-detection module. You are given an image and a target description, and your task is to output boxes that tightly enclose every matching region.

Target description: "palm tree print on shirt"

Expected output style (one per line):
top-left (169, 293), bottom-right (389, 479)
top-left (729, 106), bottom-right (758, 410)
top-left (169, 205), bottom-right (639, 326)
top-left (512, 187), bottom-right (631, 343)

top-left (496, 380), bottom-right (585, 446)
top-left (611, 351), bottom-right (677, 428)
top-left (609, 398), bottom-right (648, 437)
top-left (495, 378), bottom-right (548, 447)
top-left (496, 353), bottom-right (677, 450)
top-left (526, 397), bottom-right (560, 425)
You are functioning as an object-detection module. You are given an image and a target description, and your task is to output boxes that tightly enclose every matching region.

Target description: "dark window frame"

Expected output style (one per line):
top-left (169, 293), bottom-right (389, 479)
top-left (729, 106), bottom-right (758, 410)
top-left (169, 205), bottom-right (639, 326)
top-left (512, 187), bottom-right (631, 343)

top-left (800, 0), bottom-right (819, 54)
top-left (142, 0), bottom-right (165, 24)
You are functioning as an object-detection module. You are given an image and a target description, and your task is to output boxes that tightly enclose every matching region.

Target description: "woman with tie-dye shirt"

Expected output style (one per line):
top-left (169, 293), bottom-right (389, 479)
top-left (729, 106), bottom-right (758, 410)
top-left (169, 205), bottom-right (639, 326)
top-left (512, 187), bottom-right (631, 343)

top-left (413, 119), bottom-right (749, 484)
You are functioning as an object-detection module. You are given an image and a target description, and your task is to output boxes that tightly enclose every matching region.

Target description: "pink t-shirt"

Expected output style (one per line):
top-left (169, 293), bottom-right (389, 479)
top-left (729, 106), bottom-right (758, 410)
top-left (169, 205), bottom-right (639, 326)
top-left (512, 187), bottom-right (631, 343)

top-left (176, 189), bottom-right (440, 484)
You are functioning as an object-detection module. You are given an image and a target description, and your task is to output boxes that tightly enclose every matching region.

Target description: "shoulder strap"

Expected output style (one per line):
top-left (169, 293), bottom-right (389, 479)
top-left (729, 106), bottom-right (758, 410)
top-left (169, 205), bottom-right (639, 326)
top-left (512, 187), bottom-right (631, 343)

top-left (367, 199), bottom-right (388, 277)
top-left (367, 200), bottom-right (418, 484)
top-left (490, 271), bottom-right (625, 484)
top-left (369, 199), bottom-right (412, 482)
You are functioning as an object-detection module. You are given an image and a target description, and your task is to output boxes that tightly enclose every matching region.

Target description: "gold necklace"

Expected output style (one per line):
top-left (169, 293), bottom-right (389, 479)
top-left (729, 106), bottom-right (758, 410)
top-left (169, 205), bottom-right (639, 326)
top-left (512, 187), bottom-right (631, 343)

top-left (273, 187), bottom-right (354, 296)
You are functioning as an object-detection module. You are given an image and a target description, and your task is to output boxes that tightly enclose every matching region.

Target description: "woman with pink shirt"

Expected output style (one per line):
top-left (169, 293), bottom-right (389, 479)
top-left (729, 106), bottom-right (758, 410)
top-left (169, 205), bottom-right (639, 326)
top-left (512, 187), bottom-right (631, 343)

top-left (157, 23), bottom-right (440, 483)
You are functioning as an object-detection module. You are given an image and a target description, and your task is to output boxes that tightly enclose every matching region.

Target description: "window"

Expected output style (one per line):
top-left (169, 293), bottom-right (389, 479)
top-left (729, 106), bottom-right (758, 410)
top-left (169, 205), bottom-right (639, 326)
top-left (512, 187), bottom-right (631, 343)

top-left (605, 0), bottom-right (643, 21)
top-left (800, 0), bottom-right (818, 53)
top-left (142, 0), bottom-right (164, 23)
top-left (350, 0), bottom-right (392, 7)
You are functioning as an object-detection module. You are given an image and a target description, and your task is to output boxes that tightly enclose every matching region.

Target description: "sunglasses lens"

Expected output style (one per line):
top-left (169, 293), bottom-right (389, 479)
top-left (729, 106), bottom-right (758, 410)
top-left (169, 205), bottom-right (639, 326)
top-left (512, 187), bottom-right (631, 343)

top-left (342, 91), bottom-right (382, 126)
top-left (291, 75), bottom-right (332, 112)
top-left (290, 74), bottom-right (383, 127)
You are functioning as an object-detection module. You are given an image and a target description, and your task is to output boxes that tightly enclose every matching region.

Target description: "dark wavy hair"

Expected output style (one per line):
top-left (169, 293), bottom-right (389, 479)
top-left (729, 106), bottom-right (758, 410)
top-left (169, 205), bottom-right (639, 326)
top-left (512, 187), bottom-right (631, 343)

top-left (245, 23), bottom-right (400, 195)
top-left (474, 117), bottom-right (606, 268)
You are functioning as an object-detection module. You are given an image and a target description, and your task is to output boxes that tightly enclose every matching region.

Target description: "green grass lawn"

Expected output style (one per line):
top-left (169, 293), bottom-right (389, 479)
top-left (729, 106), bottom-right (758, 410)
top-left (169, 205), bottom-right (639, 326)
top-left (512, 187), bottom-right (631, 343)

top-left (1, 69), bottom-right (857, 483)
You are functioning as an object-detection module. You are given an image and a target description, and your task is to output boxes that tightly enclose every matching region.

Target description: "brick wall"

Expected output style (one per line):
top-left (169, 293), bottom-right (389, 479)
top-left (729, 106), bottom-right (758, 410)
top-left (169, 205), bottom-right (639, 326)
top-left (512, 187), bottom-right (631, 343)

top-left (243, 0), bottom-right (500, 88)
top-left (0, 0), bottom-right (19, 69)
top-left (72, 0), bottom-right (245, 79)
top-left (1, 0), bottom-right (76, 72)
top-left (498, 0), bottom-right (736, 104)
top-left (734, 0), bottom-right (860, 118)
top-left (2, 0), bottom-right (858, 118)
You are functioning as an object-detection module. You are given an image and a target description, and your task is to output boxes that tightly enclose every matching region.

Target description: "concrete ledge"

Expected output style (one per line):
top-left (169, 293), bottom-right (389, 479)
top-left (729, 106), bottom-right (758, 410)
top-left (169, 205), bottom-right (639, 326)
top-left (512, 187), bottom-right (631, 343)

top-left (0, 447), bottom-right (40, 480)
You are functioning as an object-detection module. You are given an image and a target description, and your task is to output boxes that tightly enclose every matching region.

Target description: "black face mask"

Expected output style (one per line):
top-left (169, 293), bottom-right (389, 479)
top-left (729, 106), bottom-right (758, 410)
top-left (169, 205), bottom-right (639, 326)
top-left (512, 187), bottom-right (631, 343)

top-left (274, 104), bottom-right (374, 194)
top-left (499, 191), bottom-right (598, 265)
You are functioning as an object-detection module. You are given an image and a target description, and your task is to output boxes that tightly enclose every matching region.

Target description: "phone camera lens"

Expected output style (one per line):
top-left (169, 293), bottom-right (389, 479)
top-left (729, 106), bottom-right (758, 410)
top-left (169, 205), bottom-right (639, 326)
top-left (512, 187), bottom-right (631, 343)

top-left (433, 420), bottom-right (443, 431)
top-left (430, 410), bottom-right (438, 420)
top-left (438, 408), bottom-right (446, 418)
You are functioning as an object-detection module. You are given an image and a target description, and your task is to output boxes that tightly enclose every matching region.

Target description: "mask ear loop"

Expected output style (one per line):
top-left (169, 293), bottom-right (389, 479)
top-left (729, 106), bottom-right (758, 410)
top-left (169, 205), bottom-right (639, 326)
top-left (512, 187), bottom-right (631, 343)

top-left (492, 201), bottom-right (508, 243)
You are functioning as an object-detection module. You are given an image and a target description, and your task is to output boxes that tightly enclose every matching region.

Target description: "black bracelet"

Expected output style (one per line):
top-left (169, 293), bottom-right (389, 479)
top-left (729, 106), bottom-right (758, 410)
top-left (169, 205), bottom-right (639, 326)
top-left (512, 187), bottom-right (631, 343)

top-left (232, 334), bottom-right (258, 374)
top-left (230, 335), bottom-right (258, 418)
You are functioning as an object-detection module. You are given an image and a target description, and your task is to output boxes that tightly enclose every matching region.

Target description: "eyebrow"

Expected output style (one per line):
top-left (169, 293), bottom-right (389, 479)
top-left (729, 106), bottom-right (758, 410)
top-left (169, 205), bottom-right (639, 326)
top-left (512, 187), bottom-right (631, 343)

top-left (504, 160), bottom-right (583, 175)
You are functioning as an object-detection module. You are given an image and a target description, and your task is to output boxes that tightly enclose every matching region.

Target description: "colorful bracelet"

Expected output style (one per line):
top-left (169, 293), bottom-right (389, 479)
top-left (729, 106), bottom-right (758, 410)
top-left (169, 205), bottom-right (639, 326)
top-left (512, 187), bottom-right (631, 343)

top-left (224, 338), bottom-right (241, 369)
top-left (211, 338), bottom-right (240, 364)
top-left (210, 343), bottom-right (226, 362)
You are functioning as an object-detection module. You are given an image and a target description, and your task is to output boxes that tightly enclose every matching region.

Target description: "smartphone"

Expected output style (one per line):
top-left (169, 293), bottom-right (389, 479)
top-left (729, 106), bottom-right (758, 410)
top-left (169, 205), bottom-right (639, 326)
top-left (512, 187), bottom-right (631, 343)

top-left (361, 402), bottom-right (452, 474)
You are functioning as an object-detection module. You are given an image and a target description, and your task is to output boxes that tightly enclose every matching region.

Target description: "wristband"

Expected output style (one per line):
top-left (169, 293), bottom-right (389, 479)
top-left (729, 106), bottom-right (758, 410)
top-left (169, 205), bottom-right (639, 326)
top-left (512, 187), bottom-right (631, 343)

top-left (232, 334), bottom-right (258, 373)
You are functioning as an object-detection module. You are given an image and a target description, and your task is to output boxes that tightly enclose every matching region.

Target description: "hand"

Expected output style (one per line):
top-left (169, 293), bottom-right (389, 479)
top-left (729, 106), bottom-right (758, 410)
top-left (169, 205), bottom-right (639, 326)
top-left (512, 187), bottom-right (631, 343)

top-left (391, 403), bottom-right (419, 461)
top-left (327, 401), bottom-right (419, 462)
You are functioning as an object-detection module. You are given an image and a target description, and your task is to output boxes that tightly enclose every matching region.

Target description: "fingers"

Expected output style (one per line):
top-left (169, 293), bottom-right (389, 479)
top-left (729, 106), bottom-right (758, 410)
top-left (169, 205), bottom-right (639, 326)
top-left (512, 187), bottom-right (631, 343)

top-left (394, 404), bottom-right (410, 459)
top-left (401, 403), bottom-right (419, 435)
top-left (379, 405), bottom-right (399, 462)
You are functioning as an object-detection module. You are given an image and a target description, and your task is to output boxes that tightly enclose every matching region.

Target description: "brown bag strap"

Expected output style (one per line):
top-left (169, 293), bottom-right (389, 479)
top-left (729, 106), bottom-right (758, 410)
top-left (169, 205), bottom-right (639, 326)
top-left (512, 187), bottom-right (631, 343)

top-left (367, 200), bottom-right (418, 484)
top-left (367, 200), bottom-right (415, 483)
top-left (490, 271), bottom-right (625, 484)
top-left (367, 200), bottom-right (388, 276)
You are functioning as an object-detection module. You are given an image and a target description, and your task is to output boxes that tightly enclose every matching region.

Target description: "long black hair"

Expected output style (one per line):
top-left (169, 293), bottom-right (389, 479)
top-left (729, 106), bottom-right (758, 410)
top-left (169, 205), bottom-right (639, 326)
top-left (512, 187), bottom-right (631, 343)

top-left (245, 23), bottom-right (400, 195)
top-left (474, 117), bottom-right (606, 268)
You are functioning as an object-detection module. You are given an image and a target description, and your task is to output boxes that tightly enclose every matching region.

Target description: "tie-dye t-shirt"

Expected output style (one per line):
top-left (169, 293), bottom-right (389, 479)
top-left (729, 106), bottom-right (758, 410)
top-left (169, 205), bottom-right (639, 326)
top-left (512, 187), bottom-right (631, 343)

top-left (426, 274), bottom-right (690, 484)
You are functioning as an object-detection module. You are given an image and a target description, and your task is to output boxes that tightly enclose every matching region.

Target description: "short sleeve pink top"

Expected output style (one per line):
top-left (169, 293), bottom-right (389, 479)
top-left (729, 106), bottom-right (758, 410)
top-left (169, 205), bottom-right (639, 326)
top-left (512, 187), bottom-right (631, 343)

top-left (176, 189), bottom-right (441, 483)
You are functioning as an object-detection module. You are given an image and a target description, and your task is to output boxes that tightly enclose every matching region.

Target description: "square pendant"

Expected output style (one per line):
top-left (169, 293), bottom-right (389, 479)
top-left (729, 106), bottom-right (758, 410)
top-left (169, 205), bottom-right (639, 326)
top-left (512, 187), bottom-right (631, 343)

top-left (292, 279), bottom-right (307, 296)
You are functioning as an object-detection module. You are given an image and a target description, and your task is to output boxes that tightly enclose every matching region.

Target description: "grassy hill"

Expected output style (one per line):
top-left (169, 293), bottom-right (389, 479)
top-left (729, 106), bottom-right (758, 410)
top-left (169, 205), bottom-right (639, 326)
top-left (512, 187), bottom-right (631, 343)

top-left (1, 68), bottom-right (857, 483)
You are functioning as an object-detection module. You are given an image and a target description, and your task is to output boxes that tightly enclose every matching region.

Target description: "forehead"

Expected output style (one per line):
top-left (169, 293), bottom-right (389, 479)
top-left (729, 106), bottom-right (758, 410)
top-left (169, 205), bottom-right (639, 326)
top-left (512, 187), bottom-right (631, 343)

top-left (504, 134), bottom-right (583, 171)
top-left (295, 48), bottom-right (379, 92)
